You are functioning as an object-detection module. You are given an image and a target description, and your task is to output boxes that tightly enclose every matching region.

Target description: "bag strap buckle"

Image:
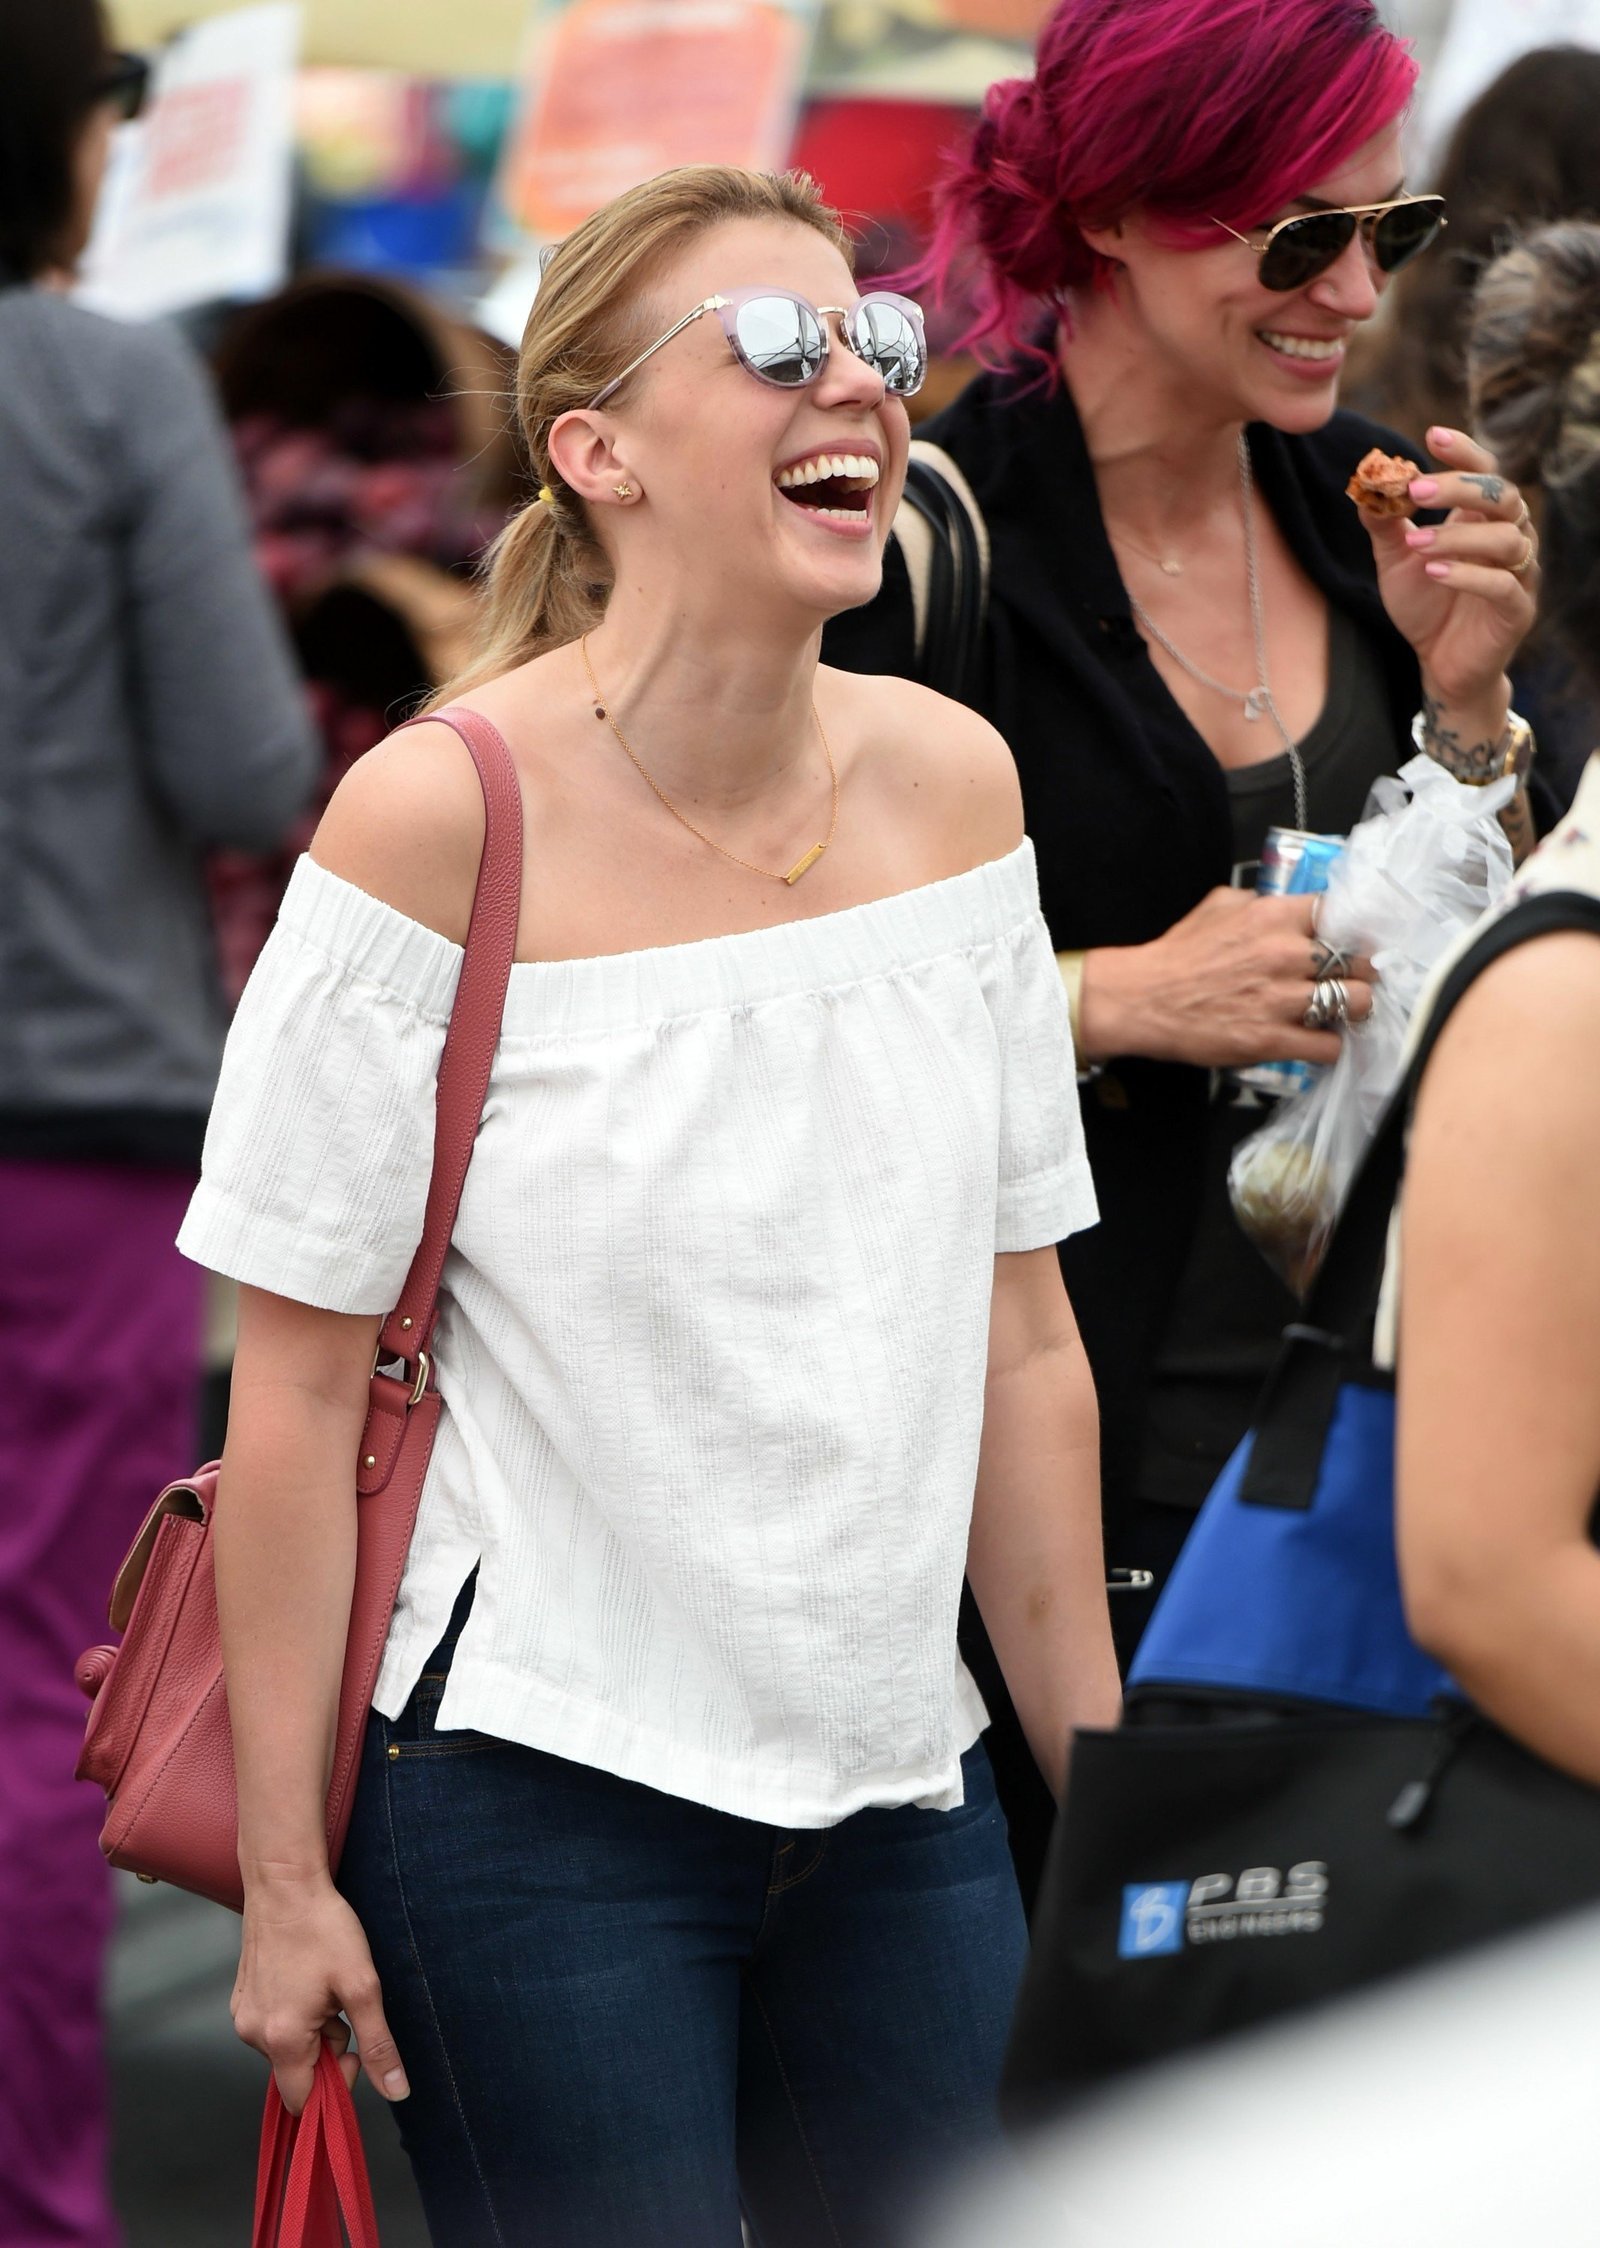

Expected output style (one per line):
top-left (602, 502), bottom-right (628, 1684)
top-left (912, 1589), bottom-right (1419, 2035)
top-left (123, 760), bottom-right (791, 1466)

top-left (372, 1344), bottom-right (431, 1407)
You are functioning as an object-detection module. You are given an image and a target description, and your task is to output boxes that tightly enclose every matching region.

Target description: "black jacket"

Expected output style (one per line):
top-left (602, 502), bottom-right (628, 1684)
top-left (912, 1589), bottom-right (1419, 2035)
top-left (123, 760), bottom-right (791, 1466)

top-left (826, 369), bottom-right (1553, 1538)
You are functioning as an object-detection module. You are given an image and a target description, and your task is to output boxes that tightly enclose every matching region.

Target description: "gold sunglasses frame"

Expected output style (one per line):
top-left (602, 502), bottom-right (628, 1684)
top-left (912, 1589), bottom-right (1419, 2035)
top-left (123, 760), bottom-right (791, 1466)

top-left (1212, 194), bottom-right (1447, 287)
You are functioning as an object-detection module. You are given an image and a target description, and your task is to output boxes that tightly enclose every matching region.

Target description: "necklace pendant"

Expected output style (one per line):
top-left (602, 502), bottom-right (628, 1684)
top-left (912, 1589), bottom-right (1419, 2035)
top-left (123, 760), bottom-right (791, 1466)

top-left (784, 842), bottom-right (827, 886)
top-left (1243, 688), bottom-right (1267, 722)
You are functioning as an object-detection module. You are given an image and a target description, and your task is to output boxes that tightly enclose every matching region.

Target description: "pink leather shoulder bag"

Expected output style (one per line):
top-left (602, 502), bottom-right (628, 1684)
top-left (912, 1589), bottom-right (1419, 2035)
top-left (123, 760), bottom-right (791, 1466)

top-left (74, 706), bottom-right (523, 1913)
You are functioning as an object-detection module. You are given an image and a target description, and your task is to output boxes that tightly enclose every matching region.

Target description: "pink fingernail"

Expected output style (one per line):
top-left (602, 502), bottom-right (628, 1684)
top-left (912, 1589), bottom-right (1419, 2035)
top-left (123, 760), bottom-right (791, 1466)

top-left (1404, 525), bottom-right (1435, 547)
top-left (1410, 477), bottom-right (1439, 501)
top-left (1424, 560), bottom-right (1451, 579)
top-left (1429, 427), bottom-right (1456, 445)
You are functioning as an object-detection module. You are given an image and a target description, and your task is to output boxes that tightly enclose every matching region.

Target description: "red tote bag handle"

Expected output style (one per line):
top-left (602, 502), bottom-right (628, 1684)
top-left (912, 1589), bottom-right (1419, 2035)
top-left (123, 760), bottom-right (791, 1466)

top-left (253, 2043), bottom-right (381, 2248)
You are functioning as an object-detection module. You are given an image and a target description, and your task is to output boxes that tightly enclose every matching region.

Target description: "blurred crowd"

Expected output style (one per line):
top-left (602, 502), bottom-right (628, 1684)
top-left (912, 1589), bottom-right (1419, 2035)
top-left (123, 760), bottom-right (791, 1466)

top-left (8, 0), bottom-right (1600, 2242)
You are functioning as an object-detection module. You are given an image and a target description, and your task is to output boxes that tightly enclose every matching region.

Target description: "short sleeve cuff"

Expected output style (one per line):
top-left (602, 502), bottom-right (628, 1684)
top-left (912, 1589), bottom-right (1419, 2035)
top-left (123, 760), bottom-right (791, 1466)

top-left (176, 1179), bottom-right (409, 1316)
top-left (994, 1163), bottom-right (1100, 1254)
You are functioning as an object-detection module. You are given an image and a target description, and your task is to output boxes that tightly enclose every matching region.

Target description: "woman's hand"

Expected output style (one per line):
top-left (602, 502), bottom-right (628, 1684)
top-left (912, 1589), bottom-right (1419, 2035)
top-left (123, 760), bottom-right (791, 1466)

top-left (1359, 426), bottom-right (1538, 716)
top-left (1078, 887), bottom-right (1375, 1070)
top-left (232, 1872), bottom-right (409, 2116)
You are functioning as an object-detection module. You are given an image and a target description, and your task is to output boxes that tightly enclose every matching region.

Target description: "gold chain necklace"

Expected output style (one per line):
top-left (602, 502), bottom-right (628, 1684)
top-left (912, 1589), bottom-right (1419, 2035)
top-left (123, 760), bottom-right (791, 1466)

top-left (579, 635), bottom-right (839, 886)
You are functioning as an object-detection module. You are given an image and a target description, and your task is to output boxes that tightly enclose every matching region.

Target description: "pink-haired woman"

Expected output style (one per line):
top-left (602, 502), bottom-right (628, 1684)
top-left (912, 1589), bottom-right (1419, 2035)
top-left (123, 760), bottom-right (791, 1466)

top-left (828, 0), bottom-right (1550, 1901)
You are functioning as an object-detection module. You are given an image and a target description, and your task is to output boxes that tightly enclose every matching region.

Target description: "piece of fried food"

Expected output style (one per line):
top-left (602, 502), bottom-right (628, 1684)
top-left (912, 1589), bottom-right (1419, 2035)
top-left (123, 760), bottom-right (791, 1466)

top-left (1345, 446), bottom-right (1422, 518)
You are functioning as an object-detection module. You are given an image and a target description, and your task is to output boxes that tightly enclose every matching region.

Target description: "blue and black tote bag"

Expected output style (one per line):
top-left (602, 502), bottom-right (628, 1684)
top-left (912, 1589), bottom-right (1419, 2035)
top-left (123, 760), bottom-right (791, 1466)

top-left (1004, 890), bottom-right (1600, 2117)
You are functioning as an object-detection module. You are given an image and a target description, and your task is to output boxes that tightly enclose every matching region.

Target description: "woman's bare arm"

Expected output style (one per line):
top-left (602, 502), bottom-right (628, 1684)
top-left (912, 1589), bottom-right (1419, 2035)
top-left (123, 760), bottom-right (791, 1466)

top-left (218, 737), bottom-right (493, 2112)
top-left (966, 1247), bottom-right (1121, 1799)
top-left (219, 1287), bottom-right (377, 1884)
top-left (218, 1286), bottom-right (411, 2113)
top-left (1397, 932), bottom-right (1600, 1784)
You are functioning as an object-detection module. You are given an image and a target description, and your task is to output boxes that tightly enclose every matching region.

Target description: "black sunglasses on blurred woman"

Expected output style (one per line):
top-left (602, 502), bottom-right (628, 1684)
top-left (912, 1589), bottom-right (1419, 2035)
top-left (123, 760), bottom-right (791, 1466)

top-left (94, 51), bottom-right (149, 123)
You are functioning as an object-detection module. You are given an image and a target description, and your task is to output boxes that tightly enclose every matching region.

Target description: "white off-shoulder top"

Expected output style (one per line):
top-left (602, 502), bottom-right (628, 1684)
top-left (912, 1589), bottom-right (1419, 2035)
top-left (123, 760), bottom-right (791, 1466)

top-left (178, 840), bottom-right (1098, 1827)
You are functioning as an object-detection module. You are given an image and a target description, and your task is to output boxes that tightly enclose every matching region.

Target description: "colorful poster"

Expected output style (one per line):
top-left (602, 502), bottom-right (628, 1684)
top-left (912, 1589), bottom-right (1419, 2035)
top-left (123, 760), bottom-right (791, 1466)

top-left (294, 70), bottom-right (514, 278)
top-left (79, 4), bottom-right (302, 319)
top-left (807, 0), bottom-right (1048, 102)
top-left (496, 0), bottom-right (820, 243)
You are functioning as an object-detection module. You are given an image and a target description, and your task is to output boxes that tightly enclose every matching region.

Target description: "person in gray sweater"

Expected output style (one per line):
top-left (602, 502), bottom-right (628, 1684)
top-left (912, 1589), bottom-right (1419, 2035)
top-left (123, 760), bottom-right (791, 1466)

top-left (0, 6), bottom-right (317, 2241)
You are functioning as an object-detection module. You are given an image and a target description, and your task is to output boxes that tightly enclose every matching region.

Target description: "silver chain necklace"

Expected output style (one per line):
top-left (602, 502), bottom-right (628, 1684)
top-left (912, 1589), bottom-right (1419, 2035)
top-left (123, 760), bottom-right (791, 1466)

top-left (1124, 431), bottom-right (1309, 831)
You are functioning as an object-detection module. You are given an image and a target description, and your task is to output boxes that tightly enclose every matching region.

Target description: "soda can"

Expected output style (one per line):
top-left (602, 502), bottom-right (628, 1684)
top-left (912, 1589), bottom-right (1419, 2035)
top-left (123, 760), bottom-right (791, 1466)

top-left (1236, 826), bottom-right (1347, 1099)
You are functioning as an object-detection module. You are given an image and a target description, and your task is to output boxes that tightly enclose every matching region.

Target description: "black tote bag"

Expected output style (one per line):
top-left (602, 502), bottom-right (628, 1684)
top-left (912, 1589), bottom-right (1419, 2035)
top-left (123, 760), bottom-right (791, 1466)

top-left (1005, 1711), bottom-right (1600, 2116)
top-left (1005, 889), bottom-right (1600, 2119)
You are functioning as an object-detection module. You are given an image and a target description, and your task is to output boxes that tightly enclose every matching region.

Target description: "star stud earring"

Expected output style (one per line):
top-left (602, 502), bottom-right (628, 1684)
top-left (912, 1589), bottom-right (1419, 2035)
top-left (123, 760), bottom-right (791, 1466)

top-left (614, 481), bottom-right (634, 500)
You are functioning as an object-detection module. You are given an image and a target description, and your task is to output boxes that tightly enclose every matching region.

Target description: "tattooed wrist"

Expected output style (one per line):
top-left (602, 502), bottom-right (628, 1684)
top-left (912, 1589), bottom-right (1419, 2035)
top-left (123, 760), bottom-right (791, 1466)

top-left (1417, 690), bottom-right (1509, 782)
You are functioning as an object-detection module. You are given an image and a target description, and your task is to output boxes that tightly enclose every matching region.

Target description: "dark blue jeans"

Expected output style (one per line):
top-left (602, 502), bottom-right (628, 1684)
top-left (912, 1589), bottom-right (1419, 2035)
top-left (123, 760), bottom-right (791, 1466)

top-left (338, 1595), bottom-right (1027, 2248)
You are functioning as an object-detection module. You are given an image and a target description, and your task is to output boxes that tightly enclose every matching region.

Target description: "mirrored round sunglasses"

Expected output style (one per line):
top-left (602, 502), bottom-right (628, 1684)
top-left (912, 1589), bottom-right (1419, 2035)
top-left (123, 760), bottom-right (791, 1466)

top-left (1215, 194), bottom-right (1447, 293)
top-left (589, 287), bottom-right (928, 409)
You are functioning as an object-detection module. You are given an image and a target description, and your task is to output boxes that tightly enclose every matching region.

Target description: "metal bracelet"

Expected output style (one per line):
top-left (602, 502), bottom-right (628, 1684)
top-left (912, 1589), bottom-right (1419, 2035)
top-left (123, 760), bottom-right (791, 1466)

top-left (1411, 705), bottom-right (1536, 787)
top-left (1057, 947), bottom-right (1106, 1083)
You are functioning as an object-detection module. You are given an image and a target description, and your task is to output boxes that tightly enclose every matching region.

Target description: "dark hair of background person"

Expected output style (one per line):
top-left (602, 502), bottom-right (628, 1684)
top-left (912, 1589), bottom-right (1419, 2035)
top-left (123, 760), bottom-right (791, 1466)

top-left (0, 0), bottom-right (108, 282)
top-left (1470, 221), bottom-right (1600, 703)
top-left (1346, 47), bottom-right (1600, 443)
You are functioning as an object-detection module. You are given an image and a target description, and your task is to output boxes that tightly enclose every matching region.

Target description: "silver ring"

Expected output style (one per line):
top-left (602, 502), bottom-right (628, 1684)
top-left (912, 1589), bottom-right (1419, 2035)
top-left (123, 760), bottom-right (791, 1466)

top-left (1302, 977), bottom-right (1350, 1033)
top-left (1311, 939), bottom-right (1349, 978)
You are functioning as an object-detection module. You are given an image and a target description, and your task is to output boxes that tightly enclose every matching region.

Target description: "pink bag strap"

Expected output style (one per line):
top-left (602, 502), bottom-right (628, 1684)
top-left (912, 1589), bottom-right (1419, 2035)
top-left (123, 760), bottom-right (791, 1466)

top-left (253, 2043), bottom-right (381, 2248)
top-left (374, 705), bottom-right (523, 1373)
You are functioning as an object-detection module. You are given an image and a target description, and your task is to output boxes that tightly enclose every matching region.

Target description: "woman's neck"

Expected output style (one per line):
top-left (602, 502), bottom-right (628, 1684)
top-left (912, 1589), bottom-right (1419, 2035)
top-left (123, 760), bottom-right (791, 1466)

top-left (578, 586), bottom-right (824, 815)
top-left (1061, 300), bottom-right (1245, 546)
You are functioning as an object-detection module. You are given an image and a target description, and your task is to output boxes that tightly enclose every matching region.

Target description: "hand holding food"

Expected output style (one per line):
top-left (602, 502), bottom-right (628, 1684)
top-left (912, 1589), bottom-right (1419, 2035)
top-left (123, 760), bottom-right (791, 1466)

top-left (1353, 427), bottom-right (1537, 717)
top-left (1345, 447), bottom-right (1423, 519)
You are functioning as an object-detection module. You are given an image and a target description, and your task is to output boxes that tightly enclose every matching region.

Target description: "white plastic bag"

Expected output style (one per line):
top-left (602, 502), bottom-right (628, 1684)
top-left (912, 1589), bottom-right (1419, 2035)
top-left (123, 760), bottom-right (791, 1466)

top-left (1229, 755), bottom-right (1515, 1294)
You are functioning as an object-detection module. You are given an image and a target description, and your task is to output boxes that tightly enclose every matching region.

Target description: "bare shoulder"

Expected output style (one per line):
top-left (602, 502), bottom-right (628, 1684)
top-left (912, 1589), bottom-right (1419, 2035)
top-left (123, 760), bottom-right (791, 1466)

top-left (1414, 929), bottom-right (1600, 1172)
top-left (822, 666), bottom-right (1023, 872)
top-left (1432, 928), bottom-right (1600, 1065)
top-left (309, 721), bottom-right (487, 947)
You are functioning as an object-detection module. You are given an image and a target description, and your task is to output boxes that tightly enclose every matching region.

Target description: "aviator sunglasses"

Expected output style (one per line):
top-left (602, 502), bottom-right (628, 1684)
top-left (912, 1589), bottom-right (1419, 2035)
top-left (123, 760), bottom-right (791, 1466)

top-left (1214, 193), bottom-right (1447, 292)
top-left (588, 286), bottom-right (928, 408)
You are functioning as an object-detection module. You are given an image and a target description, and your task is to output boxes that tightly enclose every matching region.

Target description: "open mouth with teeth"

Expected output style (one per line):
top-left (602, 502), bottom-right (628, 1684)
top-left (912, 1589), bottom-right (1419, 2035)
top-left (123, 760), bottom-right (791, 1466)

top-left (775, 451), bottom-right (880, 520)
top-left (1257, 330), bottom-right (1343, 365)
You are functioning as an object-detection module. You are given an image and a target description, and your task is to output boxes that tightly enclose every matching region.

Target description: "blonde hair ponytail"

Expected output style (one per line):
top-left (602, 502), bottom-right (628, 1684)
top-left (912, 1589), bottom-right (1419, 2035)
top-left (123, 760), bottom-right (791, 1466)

top-left (445, 491), bottom-right (607, 701)
top-left (430, 165), bottom-right (850, 708)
